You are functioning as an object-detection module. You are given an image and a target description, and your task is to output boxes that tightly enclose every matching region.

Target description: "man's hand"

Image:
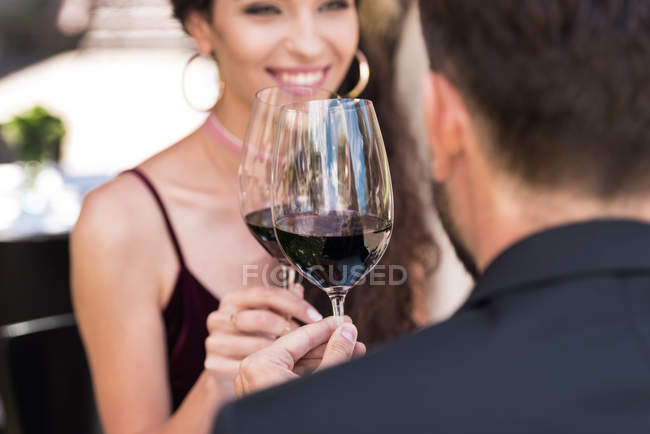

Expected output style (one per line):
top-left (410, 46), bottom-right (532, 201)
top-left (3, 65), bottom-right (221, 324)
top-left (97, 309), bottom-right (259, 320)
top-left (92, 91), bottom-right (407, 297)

top-left (204, 285), bottom-right (321, 385)
top-left (234, 317), bottom-right (366, 396)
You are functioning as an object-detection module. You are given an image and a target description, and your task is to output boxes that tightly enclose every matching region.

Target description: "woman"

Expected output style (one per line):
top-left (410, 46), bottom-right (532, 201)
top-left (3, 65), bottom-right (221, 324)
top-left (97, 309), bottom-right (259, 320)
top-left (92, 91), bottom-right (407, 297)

top-left (71, 0), bottom-right (436, 432)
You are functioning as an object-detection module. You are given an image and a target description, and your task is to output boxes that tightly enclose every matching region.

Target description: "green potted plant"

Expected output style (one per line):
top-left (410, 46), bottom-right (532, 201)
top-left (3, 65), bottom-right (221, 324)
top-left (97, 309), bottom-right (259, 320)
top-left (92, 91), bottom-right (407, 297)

top-left (0, 106), bottom-right (66, 185)
top-left (1, 105), bottom-right (66, 164)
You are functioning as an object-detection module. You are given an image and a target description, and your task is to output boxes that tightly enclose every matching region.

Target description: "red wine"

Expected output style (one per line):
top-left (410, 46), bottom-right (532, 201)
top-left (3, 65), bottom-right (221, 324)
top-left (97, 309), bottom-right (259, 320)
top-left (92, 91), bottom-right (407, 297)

top-left (245, 208), bottom-right (289, 265)
top-left (275, 211), bottom-right (392, 289)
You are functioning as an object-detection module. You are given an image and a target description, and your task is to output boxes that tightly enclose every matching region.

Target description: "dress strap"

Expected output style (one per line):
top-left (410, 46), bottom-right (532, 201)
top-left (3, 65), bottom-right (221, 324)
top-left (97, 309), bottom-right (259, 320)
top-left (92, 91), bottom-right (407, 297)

top-left (125, 168), bottom-right (186, 267)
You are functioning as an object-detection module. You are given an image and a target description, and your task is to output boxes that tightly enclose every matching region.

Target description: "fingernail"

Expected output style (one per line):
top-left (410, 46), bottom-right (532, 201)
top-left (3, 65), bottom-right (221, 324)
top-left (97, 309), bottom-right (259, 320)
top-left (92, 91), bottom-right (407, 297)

top-left (307, 308), bottom-right (323, 322)
top-left (340, 324), bottom-right (357, 343)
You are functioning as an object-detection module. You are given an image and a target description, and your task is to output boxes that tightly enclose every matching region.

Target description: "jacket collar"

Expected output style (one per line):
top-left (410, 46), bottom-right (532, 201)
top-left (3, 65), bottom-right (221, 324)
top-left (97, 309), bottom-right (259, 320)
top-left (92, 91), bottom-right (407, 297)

top-left (466, 219), bottom-right (650, 306)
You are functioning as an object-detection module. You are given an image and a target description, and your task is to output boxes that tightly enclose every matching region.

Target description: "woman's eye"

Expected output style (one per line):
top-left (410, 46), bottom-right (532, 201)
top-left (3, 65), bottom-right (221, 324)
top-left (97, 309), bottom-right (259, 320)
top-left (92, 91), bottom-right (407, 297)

top-left (318, 0), bottom-right (350, 12)
top-left (244, 4), bottom-right (282, 15)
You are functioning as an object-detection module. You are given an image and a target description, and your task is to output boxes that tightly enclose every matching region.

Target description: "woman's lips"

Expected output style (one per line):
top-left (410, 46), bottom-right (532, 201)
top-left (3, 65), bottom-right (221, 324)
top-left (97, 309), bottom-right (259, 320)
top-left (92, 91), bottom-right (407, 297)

top-left (266, 67), bottom-right (329, 87)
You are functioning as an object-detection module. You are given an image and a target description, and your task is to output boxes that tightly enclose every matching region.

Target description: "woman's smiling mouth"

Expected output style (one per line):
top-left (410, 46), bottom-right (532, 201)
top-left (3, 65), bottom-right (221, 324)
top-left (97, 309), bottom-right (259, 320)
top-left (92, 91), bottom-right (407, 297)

top-left (266, 66), bottom-right (329, 87)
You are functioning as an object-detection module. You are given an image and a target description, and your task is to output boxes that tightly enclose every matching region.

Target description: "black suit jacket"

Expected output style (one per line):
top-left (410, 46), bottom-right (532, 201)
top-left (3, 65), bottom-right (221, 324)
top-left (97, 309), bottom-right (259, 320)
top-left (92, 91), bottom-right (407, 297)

top-left (214, 220), bottom-right (650, 433)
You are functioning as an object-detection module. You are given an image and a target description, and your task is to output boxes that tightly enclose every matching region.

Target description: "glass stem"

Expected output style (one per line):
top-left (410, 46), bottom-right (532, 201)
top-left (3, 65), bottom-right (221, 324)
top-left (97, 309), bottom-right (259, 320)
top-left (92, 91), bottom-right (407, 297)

top-left (278, 264), bottom-right (296, 292)
top-left (328, 287), bottom-right (349, 325)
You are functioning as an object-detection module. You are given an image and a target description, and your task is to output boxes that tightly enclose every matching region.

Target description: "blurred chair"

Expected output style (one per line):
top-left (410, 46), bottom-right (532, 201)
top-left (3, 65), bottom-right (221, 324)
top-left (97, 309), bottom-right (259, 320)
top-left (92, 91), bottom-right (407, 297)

top-left (0, 315), bottom-right (101, 434)
top-left (0, 235), bottom-right (101, 433)
top-left (1, 393), bottom-right (5, 434)
top-left (0, 235), bottom-right (71, 327)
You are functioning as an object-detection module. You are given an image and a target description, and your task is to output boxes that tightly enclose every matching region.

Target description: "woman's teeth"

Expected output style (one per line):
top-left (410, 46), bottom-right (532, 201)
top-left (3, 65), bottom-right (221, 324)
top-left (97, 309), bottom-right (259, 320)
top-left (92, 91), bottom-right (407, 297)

top-left (277, 71), bottom-right (324, 85)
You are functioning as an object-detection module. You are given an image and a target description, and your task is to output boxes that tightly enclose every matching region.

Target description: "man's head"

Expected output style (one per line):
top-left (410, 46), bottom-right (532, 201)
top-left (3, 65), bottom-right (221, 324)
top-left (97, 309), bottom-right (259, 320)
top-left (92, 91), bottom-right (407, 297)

top-left (418, 0), bottom-right (650, 273)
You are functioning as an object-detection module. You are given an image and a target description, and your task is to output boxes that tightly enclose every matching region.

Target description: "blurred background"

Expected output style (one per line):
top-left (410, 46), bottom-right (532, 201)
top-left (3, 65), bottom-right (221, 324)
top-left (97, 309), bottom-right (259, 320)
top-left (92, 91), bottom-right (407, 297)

top-left (0, 1), bottom-right (212, 432)
top-left (0, 0), bottom-right (214, 238)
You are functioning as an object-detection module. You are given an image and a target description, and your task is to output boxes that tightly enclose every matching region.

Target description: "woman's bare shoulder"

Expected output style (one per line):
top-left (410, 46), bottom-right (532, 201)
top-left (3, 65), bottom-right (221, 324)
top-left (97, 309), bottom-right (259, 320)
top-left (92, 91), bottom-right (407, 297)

top-left (75, 173), bottom-right (153, 243)
top-left (70, 168), bottom-right (179, 291)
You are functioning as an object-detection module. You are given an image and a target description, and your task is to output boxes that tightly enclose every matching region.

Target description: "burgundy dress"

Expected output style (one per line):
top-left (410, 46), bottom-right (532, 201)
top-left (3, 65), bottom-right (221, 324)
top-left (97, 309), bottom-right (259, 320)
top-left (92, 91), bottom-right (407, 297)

top-left (127, 168), bottom-right (220, 411)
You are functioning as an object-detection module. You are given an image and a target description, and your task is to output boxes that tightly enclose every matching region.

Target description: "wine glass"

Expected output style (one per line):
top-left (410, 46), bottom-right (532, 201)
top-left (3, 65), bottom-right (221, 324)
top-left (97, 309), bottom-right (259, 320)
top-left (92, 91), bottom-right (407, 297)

top-left (239, 86), bottom-right (338, 289)
top-left (271, 98), bottom-right (394, 323)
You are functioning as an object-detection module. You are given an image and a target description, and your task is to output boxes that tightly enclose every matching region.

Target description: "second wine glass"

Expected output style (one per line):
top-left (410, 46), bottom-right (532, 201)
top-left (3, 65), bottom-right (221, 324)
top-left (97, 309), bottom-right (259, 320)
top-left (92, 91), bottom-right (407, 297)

top-left (239, 86), bottom-right (338, 289)
top-left (272, 98), bottom-right (394, 323)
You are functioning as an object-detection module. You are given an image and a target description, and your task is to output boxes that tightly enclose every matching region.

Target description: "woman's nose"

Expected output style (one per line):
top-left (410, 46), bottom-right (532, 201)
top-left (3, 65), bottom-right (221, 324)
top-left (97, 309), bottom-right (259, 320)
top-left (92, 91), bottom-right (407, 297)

top-left (285, 14), bottom-right (327, 60)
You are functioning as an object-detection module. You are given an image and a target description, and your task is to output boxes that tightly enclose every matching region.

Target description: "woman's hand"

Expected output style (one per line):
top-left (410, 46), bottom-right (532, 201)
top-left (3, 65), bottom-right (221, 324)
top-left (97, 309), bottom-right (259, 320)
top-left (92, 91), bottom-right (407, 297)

top-left (204, 285), bottom-right (323, 385)
top-left (234, 317), bottom-right (366, 396)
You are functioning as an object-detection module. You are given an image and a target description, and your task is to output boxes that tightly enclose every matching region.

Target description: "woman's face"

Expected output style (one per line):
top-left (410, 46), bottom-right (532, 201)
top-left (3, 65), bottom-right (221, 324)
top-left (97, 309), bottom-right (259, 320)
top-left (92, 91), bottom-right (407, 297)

top-left (195, 0), bottom-right (359, 107)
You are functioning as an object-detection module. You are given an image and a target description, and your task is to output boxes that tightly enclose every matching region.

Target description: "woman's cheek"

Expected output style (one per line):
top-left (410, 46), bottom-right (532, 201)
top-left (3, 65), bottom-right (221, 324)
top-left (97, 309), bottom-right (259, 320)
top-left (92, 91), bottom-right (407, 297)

top-left (226, 31), bottom-right (276, 65)
top-left (322, 19), bottom-right (358, 56)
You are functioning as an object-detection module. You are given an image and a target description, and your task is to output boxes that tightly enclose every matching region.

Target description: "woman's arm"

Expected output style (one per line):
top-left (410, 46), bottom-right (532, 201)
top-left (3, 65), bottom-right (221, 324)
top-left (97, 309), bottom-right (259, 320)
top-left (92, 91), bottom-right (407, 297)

top-left (71, 180), bottom-right (226, 434)
top-left (146, 372), bottom-right (225, 434)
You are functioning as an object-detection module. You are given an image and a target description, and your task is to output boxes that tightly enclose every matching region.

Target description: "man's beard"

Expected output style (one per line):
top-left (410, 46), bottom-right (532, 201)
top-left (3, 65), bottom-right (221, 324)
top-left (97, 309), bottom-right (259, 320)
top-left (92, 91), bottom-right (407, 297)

top-left (432, 181), bottom-right (480, 280)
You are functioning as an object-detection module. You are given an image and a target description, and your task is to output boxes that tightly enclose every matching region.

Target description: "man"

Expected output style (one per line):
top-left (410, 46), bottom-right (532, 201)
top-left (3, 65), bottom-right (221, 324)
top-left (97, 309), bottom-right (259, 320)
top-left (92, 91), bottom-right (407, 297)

top-left (210, 1), bottom-right (650, 432)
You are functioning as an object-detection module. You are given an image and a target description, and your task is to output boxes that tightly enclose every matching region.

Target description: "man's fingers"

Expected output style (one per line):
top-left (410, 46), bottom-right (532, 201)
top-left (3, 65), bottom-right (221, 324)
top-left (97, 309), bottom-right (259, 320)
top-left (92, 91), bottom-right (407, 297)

top-left (318, 323), bottom-right (358, 370)
top-left (234, 372), bottom-right (245, 397)
top-left (265, 317), bottom-right (341, 367)
top-left (294, 342), bottom-right (366, 376)
top-left (271, 316), bottom-right (353, 366)
top-left (233, 317), bottom-right (361, 397)
top-left (237, 351), bottom-right (299, 396)
top-left (295, 340), bottom-right (366, 375)
top-left (294, 358), bottom-right (322, 376)
top-left (235, 317), bottom-right (341, 394)
top-left (302, 343), bottom-right (327, 360)
top-left (353, 342), bottom-right (366, 358)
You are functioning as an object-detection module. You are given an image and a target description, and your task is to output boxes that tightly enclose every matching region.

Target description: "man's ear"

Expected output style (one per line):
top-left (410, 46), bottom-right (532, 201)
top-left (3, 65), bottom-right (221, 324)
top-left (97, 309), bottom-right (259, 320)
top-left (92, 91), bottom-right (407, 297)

top-left (184, 10), bottom-right (215, 55)
top-left (421, 71), bottom-right (472, 182)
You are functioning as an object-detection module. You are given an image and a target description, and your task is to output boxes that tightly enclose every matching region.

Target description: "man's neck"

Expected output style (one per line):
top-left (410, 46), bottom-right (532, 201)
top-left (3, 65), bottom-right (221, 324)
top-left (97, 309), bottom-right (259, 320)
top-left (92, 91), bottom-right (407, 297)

top-left (473, 187), bottom-right (650, 272)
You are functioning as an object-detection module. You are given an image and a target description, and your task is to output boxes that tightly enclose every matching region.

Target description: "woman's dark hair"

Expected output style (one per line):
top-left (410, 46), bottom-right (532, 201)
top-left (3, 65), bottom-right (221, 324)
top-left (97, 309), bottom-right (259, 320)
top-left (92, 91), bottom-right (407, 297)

top-left (171, 0), bottom-right (213, 25)
top-left (170, 0), bottom-right (438, 347)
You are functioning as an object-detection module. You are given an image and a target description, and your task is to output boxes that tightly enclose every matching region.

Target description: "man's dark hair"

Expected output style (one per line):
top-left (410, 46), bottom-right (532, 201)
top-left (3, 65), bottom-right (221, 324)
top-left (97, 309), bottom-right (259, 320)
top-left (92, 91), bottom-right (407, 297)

top-left (419, 0), bottom-right (650, 198)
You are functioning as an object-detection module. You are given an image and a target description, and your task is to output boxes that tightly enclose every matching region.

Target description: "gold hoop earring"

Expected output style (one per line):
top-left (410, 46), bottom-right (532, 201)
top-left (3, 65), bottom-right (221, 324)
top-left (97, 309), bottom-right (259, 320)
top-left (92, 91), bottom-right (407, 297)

top-left (182, 52), bottom-right (225, 112)
top-left (346, 50), bottom-right (370, 98)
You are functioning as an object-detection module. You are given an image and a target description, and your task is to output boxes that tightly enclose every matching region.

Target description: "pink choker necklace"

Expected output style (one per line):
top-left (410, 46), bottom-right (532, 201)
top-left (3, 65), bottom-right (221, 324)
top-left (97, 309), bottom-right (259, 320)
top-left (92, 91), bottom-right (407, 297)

top-left (203, 113), bottom-right (243, 154)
